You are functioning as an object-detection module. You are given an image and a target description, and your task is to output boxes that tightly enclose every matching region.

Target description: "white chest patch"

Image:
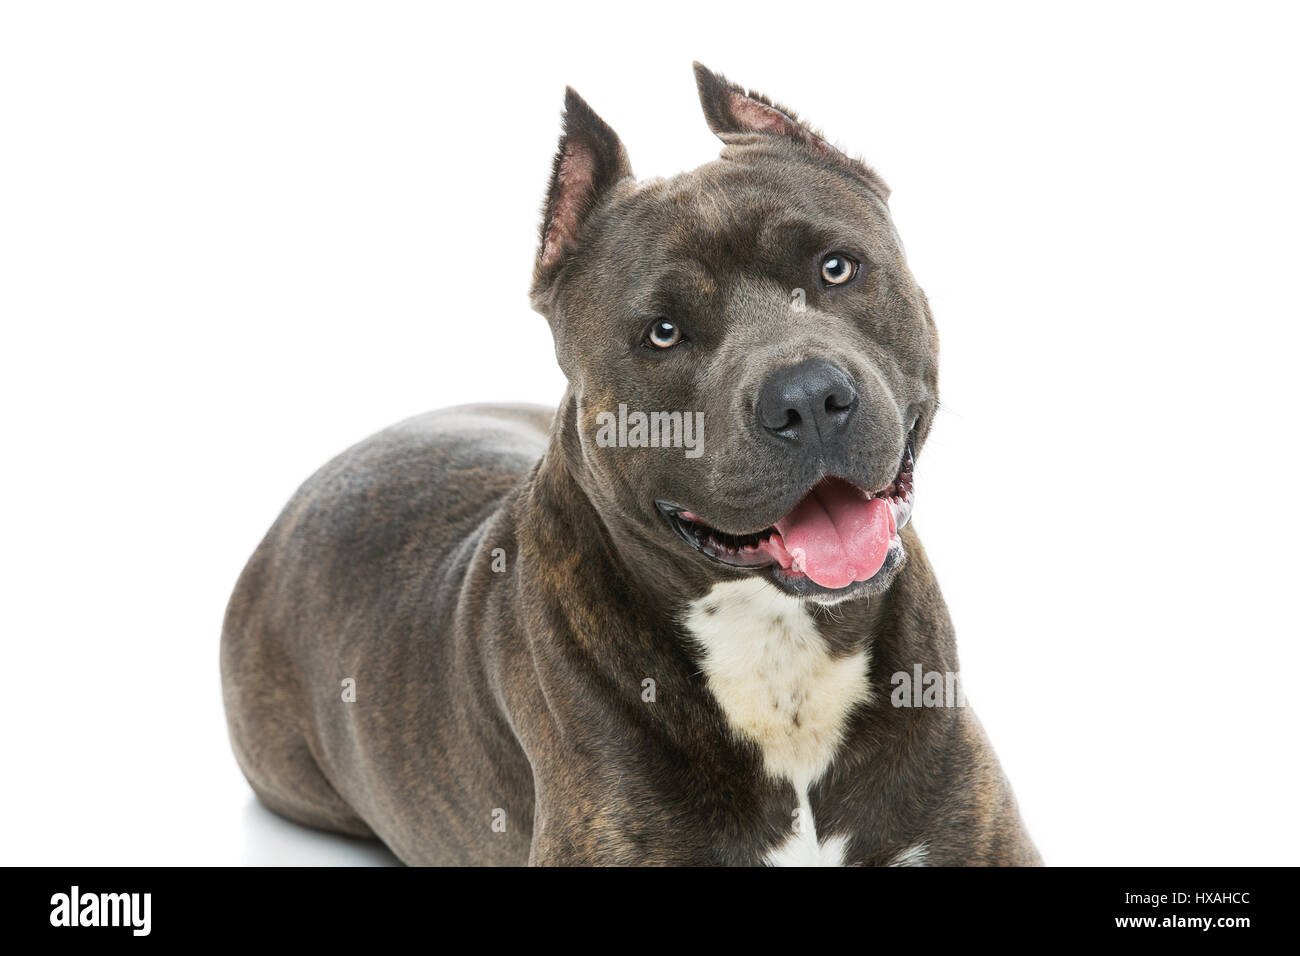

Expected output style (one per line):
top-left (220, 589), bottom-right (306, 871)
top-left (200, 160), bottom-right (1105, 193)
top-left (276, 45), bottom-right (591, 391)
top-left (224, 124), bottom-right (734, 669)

top-left (683, 579), bottom-right (872, 866)
top-left (764, 789), bottom-right (852, 867)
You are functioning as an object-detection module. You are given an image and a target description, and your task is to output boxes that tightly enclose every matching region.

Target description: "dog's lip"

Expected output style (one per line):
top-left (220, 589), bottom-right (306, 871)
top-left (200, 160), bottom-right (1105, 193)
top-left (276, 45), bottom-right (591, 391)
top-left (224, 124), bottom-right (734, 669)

top-left (655, 432), bottom-right (916, 579)
top-left (658, 474), bottom-right (873, 537)
top-left (656, 431), bottom-right (916, 539)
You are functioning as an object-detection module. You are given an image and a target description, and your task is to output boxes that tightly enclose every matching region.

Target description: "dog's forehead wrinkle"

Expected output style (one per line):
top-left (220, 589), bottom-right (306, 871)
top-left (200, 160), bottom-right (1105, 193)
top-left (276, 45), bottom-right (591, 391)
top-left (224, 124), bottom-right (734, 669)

top-left (641, 159), bottom-right (856, 231)
top-left (600, 160), bottom-right (899, 297)
top-left (691, 165), bottom-right (740, 229)
top-left (622, 260), bottom-right (717, 312)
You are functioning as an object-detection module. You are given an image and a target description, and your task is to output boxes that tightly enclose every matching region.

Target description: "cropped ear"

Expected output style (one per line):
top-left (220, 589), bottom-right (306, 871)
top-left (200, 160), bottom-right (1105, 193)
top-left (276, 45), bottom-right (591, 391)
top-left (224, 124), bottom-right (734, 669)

top-left (693, 62), bottom-right (832, 151)
top-left (692, 62), bottom-right (890, 200)
top-left (532, 87), bottom-right (633, 297)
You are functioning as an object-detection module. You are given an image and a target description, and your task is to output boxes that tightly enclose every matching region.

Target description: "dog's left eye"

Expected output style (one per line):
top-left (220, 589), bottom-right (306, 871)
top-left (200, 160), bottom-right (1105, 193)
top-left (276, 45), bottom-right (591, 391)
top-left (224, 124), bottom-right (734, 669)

top-left (644, 319), bottom-right (684, 350)
top-left (820, 253), bottom-right (859, 286)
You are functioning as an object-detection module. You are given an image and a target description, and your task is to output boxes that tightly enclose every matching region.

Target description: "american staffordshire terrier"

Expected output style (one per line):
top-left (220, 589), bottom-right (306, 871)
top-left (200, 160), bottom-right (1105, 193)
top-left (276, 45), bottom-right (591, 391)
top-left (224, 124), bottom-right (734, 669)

top-left (221, 64), bottom-right (1040, 866)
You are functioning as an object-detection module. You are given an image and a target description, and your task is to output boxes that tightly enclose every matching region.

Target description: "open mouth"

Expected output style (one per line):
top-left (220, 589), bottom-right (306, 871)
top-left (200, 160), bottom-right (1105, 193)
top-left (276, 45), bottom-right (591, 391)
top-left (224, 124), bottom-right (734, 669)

top-left (657, 436), bottom-right (915, 592)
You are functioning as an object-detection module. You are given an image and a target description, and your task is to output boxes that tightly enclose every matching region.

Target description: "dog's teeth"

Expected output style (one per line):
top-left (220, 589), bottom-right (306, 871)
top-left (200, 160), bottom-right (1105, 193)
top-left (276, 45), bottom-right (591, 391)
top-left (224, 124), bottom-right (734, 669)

top-left (889, 494), bottom-right (914, 532)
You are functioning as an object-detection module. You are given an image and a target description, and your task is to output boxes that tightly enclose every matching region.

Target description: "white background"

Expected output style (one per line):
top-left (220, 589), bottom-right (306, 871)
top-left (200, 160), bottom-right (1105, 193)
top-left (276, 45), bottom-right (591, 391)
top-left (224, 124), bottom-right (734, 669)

top-left (2, 1), bottom-right (1297, 866)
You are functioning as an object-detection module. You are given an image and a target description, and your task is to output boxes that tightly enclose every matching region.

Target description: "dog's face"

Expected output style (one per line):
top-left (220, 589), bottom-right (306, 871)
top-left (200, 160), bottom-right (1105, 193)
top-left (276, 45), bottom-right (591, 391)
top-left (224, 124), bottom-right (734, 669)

top-left (531, 65), bottom-right (938, 604)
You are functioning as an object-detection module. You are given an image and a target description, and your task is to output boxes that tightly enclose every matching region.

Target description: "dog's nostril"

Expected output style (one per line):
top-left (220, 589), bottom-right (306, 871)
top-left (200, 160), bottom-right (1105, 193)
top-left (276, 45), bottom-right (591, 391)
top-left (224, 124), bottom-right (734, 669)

top-left (826, 391), bottom-right (853, 414)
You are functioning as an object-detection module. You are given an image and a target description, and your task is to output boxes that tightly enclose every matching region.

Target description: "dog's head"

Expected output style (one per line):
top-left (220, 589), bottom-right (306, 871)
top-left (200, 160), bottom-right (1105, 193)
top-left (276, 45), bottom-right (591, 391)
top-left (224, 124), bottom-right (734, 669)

top-left (531, 64), bottom-right (938, 604)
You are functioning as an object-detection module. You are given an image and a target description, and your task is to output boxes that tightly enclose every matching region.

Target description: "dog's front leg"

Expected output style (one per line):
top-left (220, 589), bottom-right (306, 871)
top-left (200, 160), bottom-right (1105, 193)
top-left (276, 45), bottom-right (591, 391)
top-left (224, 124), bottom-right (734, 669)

top-left (525, 774), bottom-right (718, 866)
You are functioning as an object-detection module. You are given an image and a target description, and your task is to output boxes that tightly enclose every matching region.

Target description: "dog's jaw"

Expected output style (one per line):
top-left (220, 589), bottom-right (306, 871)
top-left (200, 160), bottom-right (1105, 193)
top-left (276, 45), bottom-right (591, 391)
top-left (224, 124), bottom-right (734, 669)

top-left (655, 432), bottom-right (916, 603)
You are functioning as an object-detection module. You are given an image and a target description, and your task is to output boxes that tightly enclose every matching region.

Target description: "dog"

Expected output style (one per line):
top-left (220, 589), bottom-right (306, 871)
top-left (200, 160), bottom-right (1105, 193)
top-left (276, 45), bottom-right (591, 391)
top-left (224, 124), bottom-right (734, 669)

top-left (221, 64), bottom-right (1040, 866)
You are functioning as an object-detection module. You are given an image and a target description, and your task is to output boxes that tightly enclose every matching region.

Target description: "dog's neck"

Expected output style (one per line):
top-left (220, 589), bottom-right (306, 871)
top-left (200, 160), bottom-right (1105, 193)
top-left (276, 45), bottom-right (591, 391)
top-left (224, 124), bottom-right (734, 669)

top-left (524, 390), bottom-right (689, 609)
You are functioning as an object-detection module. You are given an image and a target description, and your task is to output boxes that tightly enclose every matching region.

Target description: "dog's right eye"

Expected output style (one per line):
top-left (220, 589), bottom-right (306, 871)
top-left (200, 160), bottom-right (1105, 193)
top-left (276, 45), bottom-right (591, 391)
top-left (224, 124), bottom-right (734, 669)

top-left (644, 319), bottom-right (684, 350)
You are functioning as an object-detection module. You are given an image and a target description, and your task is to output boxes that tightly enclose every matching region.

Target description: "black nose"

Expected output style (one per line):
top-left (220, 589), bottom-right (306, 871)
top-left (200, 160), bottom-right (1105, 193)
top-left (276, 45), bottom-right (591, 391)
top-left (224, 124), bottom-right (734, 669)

top-left (756, 359), bottom-right (858, 446)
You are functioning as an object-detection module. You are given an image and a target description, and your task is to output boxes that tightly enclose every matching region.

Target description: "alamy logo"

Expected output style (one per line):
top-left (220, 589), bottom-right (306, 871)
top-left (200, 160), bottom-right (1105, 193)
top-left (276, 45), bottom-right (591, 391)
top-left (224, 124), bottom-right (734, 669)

top-left (891, 666), bottom-right (967, 708)
top-left (50, 885), bottom-right (151, 936)
top-left (594, 404), bottom-right (704, 458)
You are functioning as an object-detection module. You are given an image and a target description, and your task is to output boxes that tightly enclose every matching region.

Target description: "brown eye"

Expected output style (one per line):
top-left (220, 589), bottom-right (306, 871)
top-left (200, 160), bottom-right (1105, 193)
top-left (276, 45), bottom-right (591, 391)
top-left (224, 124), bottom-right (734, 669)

top-left (645, 319), bottom-right (683, 349)
top-left (820, 253), bottom-right (859, 286)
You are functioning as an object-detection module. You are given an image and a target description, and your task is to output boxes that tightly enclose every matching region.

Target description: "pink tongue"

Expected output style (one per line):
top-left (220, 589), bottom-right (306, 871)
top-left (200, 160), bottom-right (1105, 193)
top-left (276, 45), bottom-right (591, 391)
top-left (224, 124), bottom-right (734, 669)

top-left (774, 481), bottom-right (895, 589)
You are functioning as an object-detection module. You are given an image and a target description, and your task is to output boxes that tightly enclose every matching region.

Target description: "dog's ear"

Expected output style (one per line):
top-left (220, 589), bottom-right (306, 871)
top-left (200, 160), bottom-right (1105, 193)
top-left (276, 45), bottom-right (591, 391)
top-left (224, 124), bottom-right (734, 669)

top-left (692, 62), bottom-right (889, 200)
top-left (532, 87), bottom-right (633, 299)
top-left (693, 62), bottom-right (830, 149)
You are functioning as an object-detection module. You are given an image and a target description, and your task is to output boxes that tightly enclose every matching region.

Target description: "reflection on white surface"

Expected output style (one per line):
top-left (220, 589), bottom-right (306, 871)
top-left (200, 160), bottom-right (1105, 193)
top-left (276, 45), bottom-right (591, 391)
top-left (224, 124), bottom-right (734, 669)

top-left (239, 796), bottom-right (400, 867)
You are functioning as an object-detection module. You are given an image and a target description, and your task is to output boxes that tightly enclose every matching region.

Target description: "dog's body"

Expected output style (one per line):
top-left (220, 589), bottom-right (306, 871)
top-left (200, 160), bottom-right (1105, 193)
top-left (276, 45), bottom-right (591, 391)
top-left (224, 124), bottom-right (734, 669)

top-left (221, 66), bottom-right (1040, 865)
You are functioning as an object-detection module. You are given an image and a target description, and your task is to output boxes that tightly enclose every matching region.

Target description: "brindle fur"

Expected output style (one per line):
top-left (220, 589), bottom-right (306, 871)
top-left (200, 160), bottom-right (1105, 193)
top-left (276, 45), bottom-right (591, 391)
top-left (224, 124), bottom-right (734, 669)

top-left (221, 65), bottom-right (1040, 866)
